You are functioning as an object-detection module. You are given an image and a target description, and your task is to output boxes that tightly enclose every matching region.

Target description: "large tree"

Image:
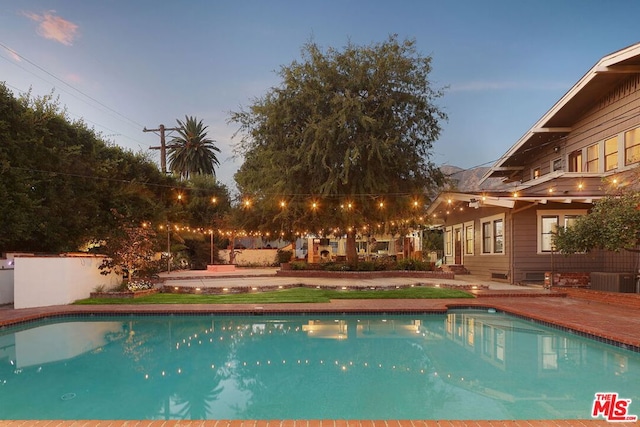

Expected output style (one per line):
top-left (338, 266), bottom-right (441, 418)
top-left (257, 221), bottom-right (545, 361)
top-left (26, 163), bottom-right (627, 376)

top-left (230, 36), bottom-right (446, 263)
top-left (168, 116), bottom-right (221, 180)
top-left (0, 84), bottom-right (172, 253)
top-left (553, 170), bottom-right (640, 254)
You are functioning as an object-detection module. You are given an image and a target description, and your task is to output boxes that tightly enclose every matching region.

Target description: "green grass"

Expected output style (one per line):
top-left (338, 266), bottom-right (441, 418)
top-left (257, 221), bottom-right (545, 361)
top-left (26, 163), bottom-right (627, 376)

top-left (74, 286), bottom-right (473, 305)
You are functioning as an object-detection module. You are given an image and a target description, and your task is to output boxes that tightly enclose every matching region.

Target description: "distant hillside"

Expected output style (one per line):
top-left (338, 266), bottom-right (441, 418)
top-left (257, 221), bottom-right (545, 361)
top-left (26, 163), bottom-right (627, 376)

top-left (440, 165), bottom-right (507, 192)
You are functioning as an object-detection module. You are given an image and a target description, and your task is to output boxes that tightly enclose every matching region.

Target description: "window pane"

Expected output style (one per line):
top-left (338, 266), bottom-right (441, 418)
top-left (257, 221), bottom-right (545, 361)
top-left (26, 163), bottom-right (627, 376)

top-left (605, 136), bottom-right (618, 171)
top-left (568, 150), bottom-right (582, 172)
top-left (586, 144), bottom-right (599, 172)
top-left (465, 225), bottom-right (474, 254)
top-left (625, 128), bottom-right (640, 165)
top-left (493, 220), bottom-right (504, 253)
top-left (482, 222), bottom-right (491, 253)
top-left (541, 216), bottom-right (558, 252)
top-left (564, 215), bottom-right (579, 228)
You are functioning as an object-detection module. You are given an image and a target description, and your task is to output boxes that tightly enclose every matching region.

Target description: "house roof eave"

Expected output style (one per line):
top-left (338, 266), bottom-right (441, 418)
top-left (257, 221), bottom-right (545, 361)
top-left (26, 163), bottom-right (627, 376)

top-left (480, 42), bottom-right (640, 185)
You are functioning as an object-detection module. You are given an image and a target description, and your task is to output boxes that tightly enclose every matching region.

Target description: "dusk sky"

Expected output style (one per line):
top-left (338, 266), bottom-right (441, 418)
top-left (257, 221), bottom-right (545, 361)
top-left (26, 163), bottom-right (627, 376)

top-left (2, 1), bottom-right (640, 191)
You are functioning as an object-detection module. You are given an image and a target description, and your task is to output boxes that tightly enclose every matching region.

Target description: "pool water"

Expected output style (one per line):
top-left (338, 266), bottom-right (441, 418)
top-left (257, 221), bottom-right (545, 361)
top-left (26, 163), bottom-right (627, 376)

top-left (0, 311), bottom-right (639, 420)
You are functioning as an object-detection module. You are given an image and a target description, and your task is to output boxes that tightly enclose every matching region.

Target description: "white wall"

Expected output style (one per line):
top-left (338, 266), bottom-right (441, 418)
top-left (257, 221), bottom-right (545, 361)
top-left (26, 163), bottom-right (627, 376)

top-left (0, 269), bottom-right (14, 305)
top-left (14, 255), bottom-right (120, 309)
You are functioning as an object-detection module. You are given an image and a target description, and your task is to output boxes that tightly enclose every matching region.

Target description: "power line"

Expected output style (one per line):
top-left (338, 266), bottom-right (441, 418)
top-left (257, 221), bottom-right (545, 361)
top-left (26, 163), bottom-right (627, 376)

top-left (0, 41), bottom-right (145, 130)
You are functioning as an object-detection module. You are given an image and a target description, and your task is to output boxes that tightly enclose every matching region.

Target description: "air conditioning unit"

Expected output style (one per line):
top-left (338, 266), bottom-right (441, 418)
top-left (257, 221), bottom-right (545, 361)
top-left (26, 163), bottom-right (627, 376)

top-left (590, 272), bottom-right (637, 293)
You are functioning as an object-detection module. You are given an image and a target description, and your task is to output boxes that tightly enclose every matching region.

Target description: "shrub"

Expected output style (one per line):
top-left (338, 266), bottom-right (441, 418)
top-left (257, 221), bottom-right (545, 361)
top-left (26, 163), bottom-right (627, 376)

top-left (290, 261), bottom-right (308, 270)
top-left (322, 262), bottom-right (352, 271)
top-left (396, 258), bottom-right (432, 271)
top-left (276, 249), bottom-right (293, 264)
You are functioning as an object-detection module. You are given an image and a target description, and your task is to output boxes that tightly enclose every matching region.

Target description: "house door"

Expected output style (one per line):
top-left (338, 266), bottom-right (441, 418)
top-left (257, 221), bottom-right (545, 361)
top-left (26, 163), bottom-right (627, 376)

top-left (454, 228), bottom-right (462, 264)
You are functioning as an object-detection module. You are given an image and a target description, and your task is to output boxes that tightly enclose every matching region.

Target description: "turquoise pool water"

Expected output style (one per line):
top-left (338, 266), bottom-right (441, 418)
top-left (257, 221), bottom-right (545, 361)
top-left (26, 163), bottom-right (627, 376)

top-left (0, 311), bottom-right (639, 420)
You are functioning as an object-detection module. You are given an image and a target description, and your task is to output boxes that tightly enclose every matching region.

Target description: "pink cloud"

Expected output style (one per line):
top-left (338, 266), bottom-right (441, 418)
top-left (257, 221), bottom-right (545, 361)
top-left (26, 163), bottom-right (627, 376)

top-left (2, 45), bottom-right (21, 62)
top-left (66, 73), bottom-right (83, 83)
top-left (22, 10), bottom-right (79, 46)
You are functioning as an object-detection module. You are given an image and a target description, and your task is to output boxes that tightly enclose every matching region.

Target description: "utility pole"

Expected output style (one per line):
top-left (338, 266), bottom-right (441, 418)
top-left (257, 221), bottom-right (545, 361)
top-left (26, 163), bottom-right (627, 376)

top-left (144, 124), bottom-right (179, 174)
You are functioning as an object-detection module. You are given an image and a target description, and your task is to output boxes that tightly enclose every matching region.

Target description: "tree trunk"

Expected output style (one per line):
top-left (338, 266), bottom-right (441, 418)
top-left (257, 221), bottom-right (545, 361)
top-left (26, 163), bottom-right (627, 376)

top-left (346, 231), bottom-right (358, 266)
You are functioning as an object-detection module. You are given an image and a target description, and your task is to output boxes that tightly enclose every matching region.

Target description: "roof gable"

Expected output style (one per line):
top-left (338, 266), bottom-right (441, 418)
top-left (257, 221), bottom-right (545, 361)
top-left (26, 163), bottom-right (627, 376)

top-left (483, 42), bottom-right (640, 182)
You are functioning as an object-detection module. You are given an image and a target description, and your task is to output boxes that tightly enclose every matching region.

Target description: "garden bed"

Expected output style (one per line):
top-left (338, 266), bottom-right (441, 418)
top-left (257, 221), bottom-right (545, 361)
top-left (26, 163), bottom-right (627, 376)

top-left (90, 288), bottom-right (159, 299)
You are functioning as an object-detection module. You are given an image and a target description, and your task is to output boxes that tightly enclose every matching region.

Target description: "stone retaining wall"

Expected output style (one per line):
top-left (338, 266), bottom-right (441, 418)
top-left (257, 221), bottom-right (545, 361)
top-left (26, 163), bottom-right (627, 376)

top-left (276, 270), bottom-right (455, 280)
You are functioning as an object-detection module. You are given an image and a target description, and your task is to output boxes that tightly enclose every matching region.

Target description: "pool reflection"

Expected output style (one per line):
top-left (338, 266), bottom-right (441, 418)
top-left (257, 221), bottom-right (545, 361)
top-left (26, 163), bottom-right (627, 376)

top-left (0, 313), bottom-right (638, 420)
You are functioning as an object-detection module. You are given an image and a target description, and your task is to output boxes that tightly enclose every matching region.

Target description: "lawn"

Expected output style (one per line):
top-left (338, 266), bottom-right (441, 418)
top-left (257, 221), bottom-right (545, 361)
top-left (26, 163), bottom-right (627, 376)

top-left (74, 286), bottom-right (473, 305)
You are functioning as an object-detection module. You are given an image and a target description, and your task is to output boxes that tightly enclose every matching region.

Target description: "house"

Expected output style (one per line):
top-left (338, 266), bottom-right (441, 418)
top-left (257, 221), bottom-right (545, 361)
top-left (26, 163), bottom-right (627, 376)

top-left (427, 43), bottom-right (640, 286)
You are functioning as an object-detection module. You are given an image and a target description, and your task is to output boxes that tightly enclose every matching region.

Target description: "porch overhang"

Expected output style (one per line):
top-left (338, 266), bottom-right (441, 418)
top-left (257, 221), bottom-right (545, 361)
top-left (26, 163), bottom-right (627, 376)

top-left (427, 191), bottom-right (600, 227)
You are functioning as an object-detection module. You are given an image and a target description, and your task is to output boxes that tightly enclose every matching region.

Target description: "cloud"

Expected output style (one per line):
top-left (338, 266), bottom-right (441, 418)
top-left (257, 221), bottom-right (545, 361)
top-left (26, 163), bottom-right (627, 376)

top-left (450, 80), bottom-right (568, 92)
top-left (2, 45), bottom-right (21, 62)
top-left (22, 10), bottom-right (78, 46)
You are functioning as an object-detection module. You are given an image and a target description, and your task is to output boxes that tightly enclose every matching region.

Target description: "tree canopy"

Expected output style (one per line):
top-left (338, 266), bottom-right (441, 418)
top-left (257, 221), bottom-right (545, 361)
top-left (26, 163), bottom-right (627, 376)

top-left (553, 190), bottom-right (640, 254)
top-left (229, 36), bottom-right (447, 260)
top-left (0, 83), bottom-right (173, 253)
top-left (168, 116), bottom-right (221, 180)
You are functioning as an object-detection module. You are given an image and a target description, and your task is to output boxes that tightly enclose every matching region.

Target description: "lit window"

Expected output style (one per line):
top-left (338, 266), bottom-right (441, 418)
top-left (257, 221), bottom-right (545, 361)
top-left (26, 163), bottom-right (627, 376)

top-left (586, 144), bottom-right (599, 172)
top-left (465, 223), bottom-right (474, 255)
top-left (605, 136), bottom-right (618, 171)
top-left (533, 167), bottom-right (541, 179)
top-left (568, 150), bottom-right (582, 172)
top-left (540, 216), bottom-right (558, 252)
top-left (445, 228), bottom-right (452, 256)
top-left (625, 128), bottom-right (640, 165)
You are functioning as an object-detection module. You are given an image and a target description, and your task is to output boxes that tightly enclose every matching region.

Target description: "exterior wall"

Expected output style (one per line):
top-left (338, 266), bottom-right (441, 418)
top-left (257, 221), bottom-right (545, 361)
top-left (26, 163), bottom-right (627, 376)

top-left (219, 248), bottom-right (278, 266)
top-left (14, 255), bottom-right (120, 309)
top-left (522, 74), bottom-right (640, 186)
top-left (510, 203), bottom-right (592, 283)
top-left (442, 206), bottom-right (511, 280)
top-left (0, 269), bottom-right (14, 304)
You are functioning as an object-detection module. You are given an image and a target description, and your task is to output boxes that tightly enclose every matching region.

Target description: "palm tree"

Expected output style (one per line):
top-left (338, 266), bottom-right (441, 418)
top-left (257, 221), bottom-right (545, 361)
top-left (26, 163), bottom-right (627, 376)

top-left (168, 116), bottom-right (221, 179)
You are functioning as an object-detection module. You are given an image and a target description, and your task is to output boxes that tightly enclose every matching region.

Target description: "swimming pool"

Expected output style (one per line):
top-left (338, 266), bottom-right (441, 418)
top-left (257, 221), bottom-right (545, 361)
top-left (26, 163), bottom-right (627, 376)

top-left (0, 311), bottom-right (638, 420)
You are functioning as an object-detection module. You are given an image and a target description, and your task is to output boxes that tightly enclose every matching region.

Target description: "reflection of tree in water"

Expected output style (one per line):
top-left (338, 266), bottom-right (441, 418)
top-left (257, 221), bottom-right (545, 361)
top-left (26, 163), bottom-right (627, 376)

top-left (172, 371), bottom-right (225, 419)
top-left (114, 317), bottom-right (233, 419)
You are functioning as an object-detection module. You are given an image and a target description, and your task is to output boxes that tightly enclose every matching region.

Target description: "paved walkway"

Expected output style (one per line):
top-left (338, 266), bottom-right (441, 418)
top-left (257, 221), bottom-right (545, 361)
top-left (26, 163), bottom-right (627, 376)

top-left (158, 267), bottom-right (524, 290)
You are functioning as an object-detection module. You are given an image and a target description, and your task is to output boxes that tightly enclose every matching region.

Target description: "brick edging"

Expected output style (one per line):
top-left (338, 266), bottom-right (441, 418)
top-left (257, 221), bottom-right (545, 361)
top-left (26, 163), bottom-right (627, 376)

top-left (553, 287), bottom-right (640, 308)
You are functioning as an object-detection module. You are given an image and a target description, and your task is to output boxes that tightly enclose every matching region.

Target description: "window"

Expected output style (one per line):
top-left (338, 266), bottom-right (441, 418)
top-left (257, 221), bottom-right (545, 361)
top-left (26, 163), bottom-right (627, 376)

top-left (552, 158), bottom-right (563, 172)
top-left (482, 222), bottom-right (491, 253)
top-left (493, 219), bottom-right (504, 253)
top-left (605, 136), bottom-right (618, 171)
top-left (537, 210), bottom-right (587, 253)
top-left (464, 223), bottom-right (474, 255)
top-left (481, 214), bottom-right (505, 255)
top-left (532, 167), bottom-right (541, 179)
top-left (625, 127), bottom-right (640, 166)
top-left (445, 228), bottom-right (452, 256)
top-left (585, 143), bottom-right (599, 172)
top-left (568, 150), bottom-right (582, 172)
top-left (540, 215), bottom-right (558, 252)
